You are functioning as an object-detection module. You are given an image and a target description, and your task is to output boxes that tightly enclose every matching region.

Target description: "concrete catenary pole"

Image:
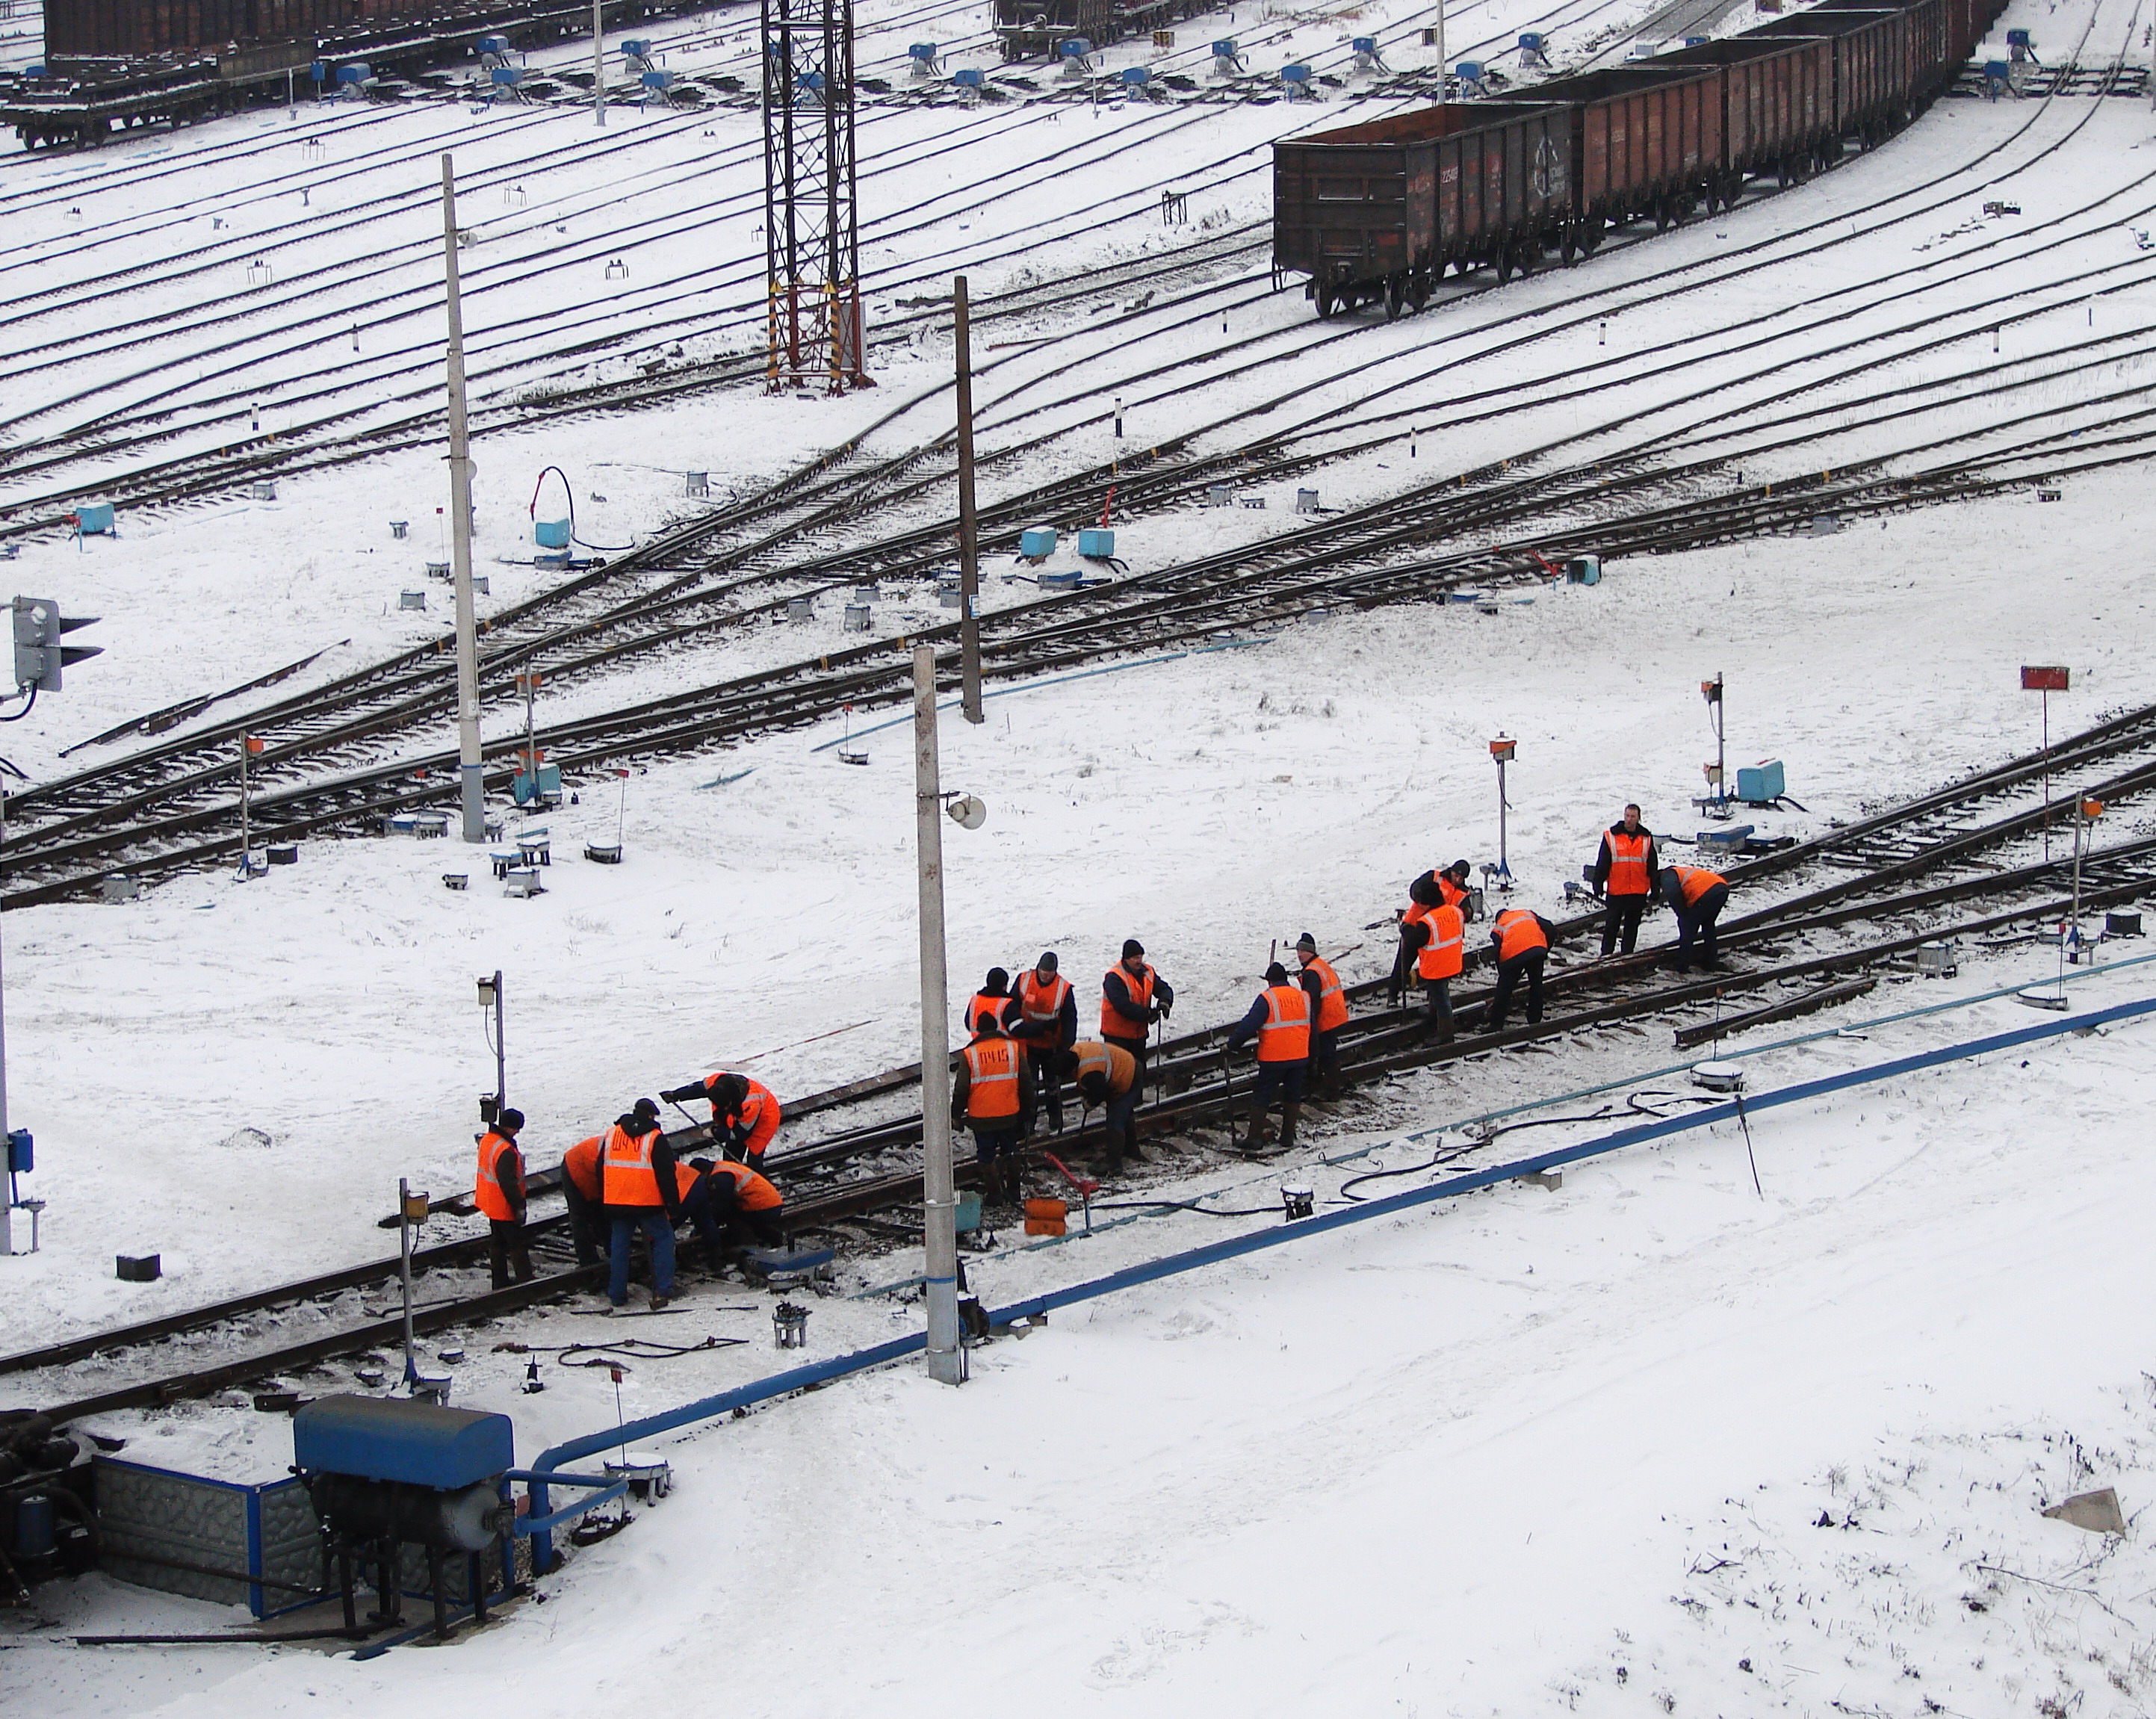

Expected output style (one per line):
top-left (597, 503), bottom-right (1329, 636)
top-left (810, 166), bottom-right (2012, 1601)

top-left (594, 0), bottom-right (606, 127)
top-left (953, 276), bottom-right (984, 724)
top-left (913, 645), bottom-right (964, 1384)
top-left (441, 155), bottom-right (486, 844)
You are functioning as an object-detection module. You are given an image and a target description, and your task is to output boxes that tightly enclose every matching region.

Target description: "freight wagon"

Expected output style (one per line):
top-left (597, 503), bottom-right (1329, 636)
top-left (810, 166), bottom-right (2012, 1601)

top-left (1272, 0), bottom-right (2009, 318)
top-left (992, 0), bottom-right (1215, 61)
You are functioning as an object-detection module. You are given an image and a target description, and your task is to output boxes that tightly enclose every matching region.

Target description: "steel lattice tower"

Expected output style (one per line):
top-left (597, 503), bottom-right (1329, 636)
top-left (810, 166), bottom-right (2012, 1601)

top-left (762, 0), bottom-right (870, 393)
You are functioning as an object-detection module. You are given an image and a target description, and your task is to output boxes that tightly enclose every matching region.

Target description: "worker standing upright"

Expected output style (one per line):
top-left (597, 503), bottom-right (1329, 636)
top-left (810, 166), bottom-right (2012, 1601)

top-left (474, 1109), bottom-right (533, 1289)
top-left (963, 967), bottom-right (1020, 1037)
top-left (558, 1131), bottom-right (607, 1267)
top-left (952, 1015), bottom-right (1036, 1207)
top-left (1101, 939), bottom-right (1172, 1165)
top-left (600, 1099), bottom-right (684, 1312)
top-left (1588, 803), bottom-right (1659, 955)
top-left (1658, 864), bottom-right (1731, 970)
top-left (1061, 1039), bottom-right (1139, 1171)
top-left (1225, 962), bottom-right (1313, 1150)
top-left (1487, 907), bottom-right (1555, 1030)
top-left (1009, 953), bottom-right (1077, 1131)
top-left (1293, 932), bottom-right (1348, 1091)
top-left (659, 1071), bottom-right (782, 1169)
top-left (1399, 874), bottom-right (1466, 1038)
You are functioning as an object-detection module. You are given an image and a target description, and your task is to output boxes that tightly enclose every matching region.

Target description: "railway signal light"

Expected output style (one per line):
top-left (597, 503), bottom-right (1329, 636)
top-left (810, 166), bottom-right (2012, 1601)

top-left (11, 597), bottom-right (101, 693)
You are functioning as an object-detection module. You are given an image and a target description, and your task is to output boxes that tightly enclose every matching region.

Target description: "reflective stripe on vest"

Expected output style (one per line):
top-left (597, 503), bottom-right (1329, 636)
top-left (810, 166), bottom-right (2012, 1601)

top-left (963, 1036), bottom-right (1023, 1119)
top-left (1017, 971), bottom-right (1071, 1026)
top-left (1414, 904), bottom-right (1465, 981)
top-left (562, 1136), bottom-right (604, 1200)
top-left (734, 1080), bottom-right (779, 1156)
top-left (475, 1132), bottom-right (517, 1221)
top-left (1073, 1041), bottom-right (1136, 1096)
top-left (707, 1160), bottom-right (783, 1212)
top-left (965, 992), bottom-right (1008, 1035)
top-left (1606, 831), bottom-right (1651, 896)
top-left (1494, 909), bottom-right (1548, 963)
top-left (1257, 984), bottom-right (1313, 1062)
top-left (1677, 867), bottom-right (1726, 907)
top-left (1437, 874), bottom-right (1469, 910)
top-left (1101, 963), bottom-right (1155, 1038)
top-left (601, 1124), bottom-right (664, 1207)
top-left (1304, 956), bottom-right (1348, 1031)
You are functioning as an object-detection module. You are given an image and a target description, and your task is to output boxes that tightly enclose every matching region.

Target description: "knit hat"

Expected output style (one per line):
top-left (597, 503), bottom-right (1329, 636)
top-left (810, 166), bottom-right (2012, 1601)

top-left (1121, 938), bottom-right (1144, 960)
top-left (1294, 932), bottom-right (1317, 953)
top-left (631, 1097), bottom-right (660, 1121)
top-left (1036, 951), bottom-right (1059, 974)
top-left (1448, 859), bottom-right (1472, 877)
top-left (497, 1108), bottom-right (525, 1132)
top-left (984, 966), bottom-right (1010, 994)
top-left (1264, 961), bottom-right (1289, 984)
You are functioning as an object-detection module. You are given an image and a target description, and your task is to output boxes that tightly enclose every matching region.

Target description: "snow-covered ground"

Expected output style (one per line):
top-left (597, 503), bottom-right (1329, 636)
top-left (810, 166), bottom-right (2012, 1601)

top-left (3, 0), bottom-right (2155, 1708)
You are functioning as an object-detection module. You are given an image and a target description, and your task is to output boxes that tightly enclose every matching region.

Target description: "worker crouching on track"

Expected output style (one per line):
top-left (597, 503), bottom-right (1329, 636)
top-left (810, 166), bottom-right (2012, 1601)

top-left (1487, 907), bottom-right (1555, 1030)
top-left (1658, 864), bottom-right (1730, 970)
top-left (1101, 939), bottom-right (1172, 1165)
top-left (1009, 953), bottom-right (1077, 1132)
top-left (1399, 873), bottom-right (1466, 1038)
top-left (1294, 932), bottom-right (1348, 1092)
top-left (601, 1099), bottom-right (685, 1313)
top-left (683, 1156), bottom-right (786, 1266)
top-left (474, 1109), bottom-right (533, 1289)
top-left (1589, 803), bottom-right (1658, 956)
top-left (660, 1071), bottom-right (781, 1169)
top-left (953, 1013), bottom-right (1036, 1207)
top-left (559, 1132), bottom-right (608, 1267)
top-left (1061, 1039), bottom-right (1139, 1168)
top-left (1225, 961), bottom-right (1313, 1152)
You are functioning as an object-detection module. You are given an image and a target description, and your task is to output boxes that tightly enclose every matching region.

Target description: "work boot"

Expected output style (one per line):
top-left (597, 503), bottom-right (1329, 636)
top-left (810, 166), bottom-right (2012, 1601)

top-left (1280, 1103), bottom-right (1301, 1150)
top-left (981, 1160), bottom-right (1009, 1207)
top-left (1124, 1121), bottom-right (1145, 1165)
top-left (1242, 1106), bottom-right (1274, 1153)
top-left (648, 1292), bottom-right (672, 1312)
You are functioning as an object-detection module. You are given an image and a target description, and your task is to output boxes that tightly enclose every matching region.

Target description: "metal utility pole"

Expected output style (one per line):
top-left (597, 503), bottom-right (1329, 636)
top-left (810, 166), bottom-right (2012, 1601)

top-left (479, 970), bottom-right (506, 1118)
top-left (592, 0), bottom-right (606, 126)
top-left (397, 1177), bottom-right (424, 1384)
top-left (440, 155), bottom-right (486, 844)
top-left (762, 0), bottom-right (868, 392)
top-left (1434, 0), bottom-right (1445, 93)
top-left (953, 276), bottom-right (983, 723)
top-left (912, 645), bottom-right (962, 1386)
top-left (1490, 734), bottom-right (1515, 884)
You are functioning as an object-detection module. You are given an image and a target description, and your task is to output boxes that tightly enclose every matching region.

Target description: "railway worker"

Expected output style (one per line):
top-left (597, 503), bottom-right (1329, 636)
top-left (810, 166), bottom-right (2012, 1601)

top-left (1657, 864), bottom-right (1731, 971)
top-left (1487, 907), bottom-right (1555, 1029)
top-left (1588, 803), bottom-right (1660, 956)
top-left (474, 1109), bottom-right (534, 1289)
top-left (1437, 860), bottom-right (1475, 914)
top-left (660, 1071), bottom-right (781, 1169)
top-left (1101, 939), bottom-right (1173, 1163)
top-left (682, 1156), bottom-right (787, 1265)
top-left (1009, 953), bottom-right (1078, 1132)
top-left (1060, 1039), bottom-right (1141, 1172)
top-left (559, 1132), bottom-right (609, 1268)
top-left (964, 967), bottom-right (1020, 1038)
top-left (952, 1015), bottom-right (1036, 1207)
top-left (1224, 962), bottom-right (1314, 1151)
top-left (1398, 873), bottom-right (1466, 1039)
top-left (1293, 932), bottom-right (1349, 1091)
top-left (600, 1099), bottom-right (686, 1313)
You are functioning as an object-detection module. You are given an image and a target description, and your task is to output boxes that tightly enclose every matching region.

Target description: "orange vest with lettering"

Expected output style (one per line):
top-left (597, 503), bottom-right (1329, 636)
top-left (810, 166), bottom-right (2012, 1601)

top-left (601, 1124), bottom-right (663, 1207)
top-left (962, 1036), bottom-right (1023, 1120)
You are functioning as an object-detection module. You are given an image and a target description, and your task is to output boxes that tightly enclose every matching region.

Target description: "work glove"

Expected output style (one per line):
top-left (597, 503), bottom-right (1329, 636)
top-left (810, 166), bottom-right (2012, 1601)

top-left (1592, 885), bottom-right (1605, 901)
top-left (659, 1083), bottom-right (698, 1104)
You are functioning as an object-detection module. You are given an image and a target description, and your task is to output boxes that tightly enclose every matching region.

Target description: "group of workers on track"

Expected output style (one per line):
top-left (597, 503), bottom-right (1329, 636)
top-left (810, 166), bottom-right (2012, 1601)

top-left (466, 803), bottom-right (1731, 1310)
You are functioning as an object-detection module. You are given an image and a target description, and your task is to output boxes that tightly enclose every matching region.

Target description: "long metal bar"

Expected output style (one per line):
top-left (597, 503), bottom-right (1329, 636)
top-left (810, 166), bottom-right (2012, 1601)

top-left (954, 274), bottom-right (983, 722)
top-left (592, 0), bottom-right (604, 126)
top-left (440, 156), bottom-right (485, 843)
top-left (913, 645), bottom-right (961, 1385)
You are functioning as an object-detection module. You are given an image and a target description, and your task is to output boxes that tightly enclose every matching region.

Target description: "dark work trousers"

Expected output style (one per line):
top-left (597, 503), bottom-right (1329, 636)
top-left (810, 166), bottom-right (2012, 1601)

top-left (561, 1178), bottom-right (607, 1266)
top-left (1420, 977), bottom-right (1455, 1030)
top-left (1103, 1032), bottom-right (1148, 1156)
top-left (1487, 950), bottom-right (1547, 1029)
top-left (486, 1217), bottom-right (533, 1289)
top-left (1601, 893), bottom-right (1649, 955)
top-left (607, 1210), bottom-right (676, 1307)
top-left (1674, 883), bottom-right (1731, 968)
top-left (684, 1180), bottom-right (786, 1260)
top-left (1023, 1045), bottom-right (1065, 1130)
top-left (1311, 1027), bottom-right (1342, 1083)
top-left (970, 1122), bottom-right (1023, 1166)
top-left (1252, 1059), bottom-right (1307, 1108)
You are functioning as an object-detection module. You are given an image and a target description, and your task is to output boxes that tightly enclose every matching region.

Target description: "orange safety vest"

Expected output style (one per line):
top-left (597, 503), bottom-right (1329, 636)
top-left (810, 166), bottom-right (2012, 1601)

top-left (1303, 956), bottom-right (1348, 1031)
top-left (562, 1136), bottom-right (603, 1201)
top-left (1256, 983), bottom-right (1313, 1063)
top-left (962, 1035), bottom-right (1023, 1120)
top-left (1101, 962), bottom-right (1156, 1039)
top-left (705, 1159), bottom-right (783, 1212)
top-left (723, 1078), bottom-right (781, 1158)
top-left (1071, 1040), bottom-right (1136, 1097)
top-left (964, 991), bottom-right (1011, 1035)
top-left (1494, 909), bottom-right (1549, 963)
top-left (1016, 970), bottom-right (1072, 1030)
top-left (1413, 903), bottom-right (1465, 981)
top-left (1437, 873), bottom-right (1469, 911)
top-left (601, 1123), bottom-right (665, 1207)
top-left (1605, 830), bottom-right (1652, 896)
top-left (475, 1131), bottom-right (520, 1221)
top-left (1674, 866), bottom-right (1726, 907)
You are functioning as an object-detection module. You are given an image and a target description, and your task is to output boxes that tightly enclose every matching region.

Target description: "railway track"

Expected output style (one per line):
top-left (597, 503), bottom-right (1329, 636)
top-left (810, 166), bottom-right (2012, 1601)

top-left (10, 699), bottom-right (2155, 1425)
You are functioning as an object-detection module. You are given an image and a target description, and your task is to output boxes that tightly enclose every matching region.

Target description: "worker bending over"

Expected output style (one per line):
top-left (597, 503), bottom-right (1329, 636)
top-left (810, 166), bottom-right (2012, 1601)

top-left (558, 1132), bottom-right (608, 1267)
top-left (1009, 953), bottom-right (1077, 1132)
top-left (474, 1109), bottom-right (533, 1289)
top-left (1399, 873), bottom-right (1466, 1038)
top-left (601, 1099), bottom-right (684, 1313)
top-left (1487, 908), bottom-right (1555, 1030)
top-left (1588, 804), bottom-right (1659, 956)
top-left (1061, 1039), bottom-right (1139, 1172)
top-left (1658, 864), bottom-right (1730, 970)
top-left (683, 1156), bottom-right (786, 1265)
top-left (1100, 939), bottom-right (1172, 1165)
top-left (953, 1015), bottom-right (1036, 1206)
top-left (1224, 961), bottom-right (1313, 1151)
top-left (1294, 932), bottom-right (1348, 1090)
top-left (660, 1071), bottom-right (782, 1168)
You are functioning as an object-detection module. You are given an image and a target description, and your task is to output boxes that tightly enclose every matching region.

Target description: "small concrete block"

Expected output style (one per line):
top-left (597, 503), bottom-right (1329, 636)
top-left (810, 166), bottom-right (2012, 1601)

top-left (1520, 1168), bottom-right (1562, 1191)
top-left (2043, 1488), bottom-right (2126, 1534)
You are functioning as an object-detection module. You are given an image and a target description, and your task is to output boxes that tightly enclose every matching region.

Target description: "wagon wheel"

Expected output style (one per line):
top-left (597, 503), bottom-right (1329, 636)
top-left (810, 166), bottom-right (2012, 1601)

top-left (1559, 226), bottom-right (1578, 264)
top-left (1495, 247), bottom-right (1514, 284)
top-left (1408, 271), bottom-right (1432, 309)
top-left (1384, 274), bottom-right (1406, 320)
top-left (1314, 282), bottom-right (1336, 320)
top-left (1515, 243), bottom-right (1537, 277)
